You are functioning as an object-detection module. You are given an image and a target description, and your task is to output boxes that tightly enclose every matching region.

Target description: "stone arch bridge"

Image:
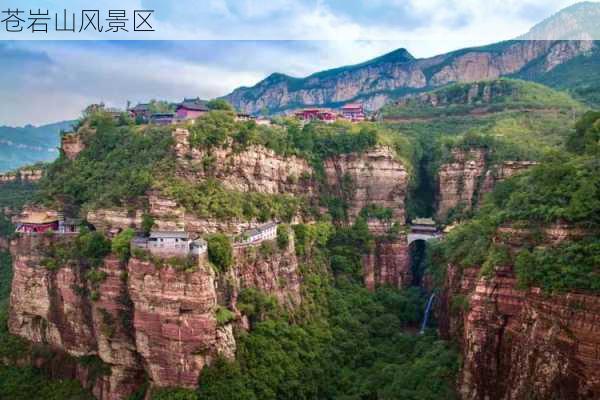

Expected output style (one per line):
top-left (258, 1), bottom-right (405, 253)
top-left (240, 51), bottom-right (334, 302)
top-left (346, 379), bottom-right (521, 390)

top-left (407, 218), bottom-right (443, 245)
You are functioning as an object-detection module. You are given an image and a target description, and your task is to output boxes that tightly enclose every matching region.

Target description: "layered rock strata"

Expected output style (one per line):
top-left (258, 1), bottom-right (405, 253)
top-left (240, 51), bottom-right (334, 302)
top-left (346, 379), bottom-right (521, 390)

top-left (440, 225), bottom-right (600, 400)
top-left (436, 148), bottom-right (535, 220)
top-left (8, 234), bottom-right (301, 399)
top-left (324, 146), bottom-right (409, 223)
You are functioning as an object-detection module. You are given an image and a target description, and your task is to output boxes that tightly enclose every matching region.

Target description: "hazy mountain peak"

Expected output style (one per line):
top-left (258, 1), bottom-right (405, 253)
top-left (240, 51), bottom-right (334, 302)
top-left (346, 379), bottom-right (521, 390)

top-left (262, 72), bottom-right (293, 84)
top-left (518, 1), bottom-right (600, 40)
top-left (367, 48), bottom-right (415, 64)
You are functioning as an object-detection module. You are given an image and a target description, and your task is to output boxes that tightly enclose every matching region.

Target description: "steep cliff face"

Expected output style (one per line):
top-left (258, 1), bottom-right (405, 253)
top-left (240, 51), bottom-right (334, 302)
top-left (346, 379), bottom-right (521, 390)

top-left (362, 236), bottom-right (411, 291)
top-left (224, 40), bottom-right (595, 114)
top-left (126, 257), bottom-right (229, 389)
top-left (86, 209), bottom-right (143, 233)
top-left (436, 148), bottom-right (535, 220)
top-left (172, 128), bottom-right (313, 196)
top-left (227, 243), bottom-right (302, 308)
top-left (8, 234), bottom-right (301, 399)
top-left (324, 146), bottom-right (409, 223)
top-left (436, 148), bottom-right (487, 221)
top-left (440, 225), bottom-right (600, 400)
top-left (8, 235), bottom-right (143, 399)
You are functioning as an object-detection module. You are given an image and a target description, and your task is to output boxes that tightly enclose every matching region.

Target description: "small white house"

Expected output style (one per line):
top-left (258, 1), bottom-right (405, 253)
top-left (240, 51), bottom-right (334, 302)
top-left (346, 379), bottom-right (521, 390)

top-left (239, 222), bottom-right (277, 245)
top-left (132, 231), bottom-right (207, 257)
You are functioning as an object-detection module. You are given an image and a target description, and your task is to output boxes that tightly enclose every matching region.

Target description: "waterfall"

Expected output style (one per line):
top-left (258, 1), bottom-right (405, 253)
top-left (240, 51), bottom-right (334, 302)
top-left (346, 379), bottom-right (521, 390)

top-left (420, 293), bottom-right (436, 334)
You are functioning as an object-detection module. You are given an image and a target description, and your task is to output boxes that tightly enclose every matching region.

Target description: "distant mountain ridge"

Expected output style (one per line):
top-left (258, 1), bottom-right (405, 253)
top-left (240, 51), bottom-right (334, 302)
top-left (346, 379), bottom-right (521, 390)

top-left (0, 120), bottom-right (74, 172)
top-left (224, 2), bottom-right (600, 114)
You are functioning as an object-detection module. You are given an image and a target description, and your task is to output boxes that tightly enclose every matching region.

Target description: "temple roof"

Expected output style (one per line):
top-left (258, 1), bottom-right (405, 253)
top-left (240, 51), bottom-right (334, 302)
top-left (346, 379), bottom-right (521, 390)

top-left (19, 212), bottom-right (59, 225)
top-left (149, 231), bottom-right (189, 239)
top-left (178, 99), bottom-right (209, 112)
top-left (412, 217), bottom-right (436, 226)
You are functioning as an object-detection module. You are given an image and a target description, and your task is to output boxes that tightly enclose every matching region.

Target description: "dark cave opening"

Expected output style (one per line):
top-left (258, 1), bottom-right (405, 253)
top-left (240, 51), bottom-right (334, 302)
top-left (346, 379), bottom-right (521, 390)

top-left (409, 239), bottom-right (427, 288)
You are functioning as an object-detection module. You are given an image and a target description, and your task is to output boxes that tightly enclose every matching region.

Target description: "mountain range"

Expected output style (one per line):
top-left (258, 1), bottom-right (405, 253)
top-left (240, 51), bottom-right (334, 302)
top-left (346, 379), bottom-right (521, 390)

top-left (224, 2), bottom-right (600, 114)
top-left (0, 121), bottom-right (74, 172)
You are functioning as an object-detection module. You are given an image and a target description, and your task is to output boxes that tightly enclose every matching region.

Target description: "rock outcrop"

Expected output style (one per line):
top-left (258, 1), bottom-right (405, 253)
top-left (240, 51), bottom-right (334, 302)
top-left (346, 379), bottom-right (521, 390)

top-left (436, 148), bottom-right (535, 221)
top-left (173, 128), bottom-right (313, 196)
top-left (324, 146), bottom-right (409, 223)
top-left (362, 236), bottom-right (411, 291)
top-left (61, 132), bottom-right (86, 160)
top-left (440, 225), bottom-right (600, 400)
top-left (126, 257), bottom-right (227, 389)
top-left (86, 209), bottom-right (143, 234)
top-left (436, 148), bottom-right (487, 221)
top-left (8, 233), bottom-right (301, 399)
top-left (224, 41), bottom-right (595, 114)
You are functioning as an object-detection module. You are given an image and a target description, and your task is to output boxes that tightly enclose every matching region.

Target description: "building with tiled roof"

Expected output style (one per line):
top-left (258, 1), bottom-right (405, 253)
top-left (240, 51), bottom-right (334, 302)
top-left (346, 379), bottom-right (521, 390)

top-left (176, 98), bottom-right (209, 120)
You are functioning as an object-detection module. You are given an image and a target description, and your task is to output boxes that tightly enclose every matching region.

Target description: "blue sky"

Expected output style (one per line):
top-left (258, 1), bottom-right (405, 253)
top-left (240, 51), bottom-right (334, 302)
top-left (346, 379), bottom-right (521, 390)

top-left (0, 0), bottom-right (588, 126)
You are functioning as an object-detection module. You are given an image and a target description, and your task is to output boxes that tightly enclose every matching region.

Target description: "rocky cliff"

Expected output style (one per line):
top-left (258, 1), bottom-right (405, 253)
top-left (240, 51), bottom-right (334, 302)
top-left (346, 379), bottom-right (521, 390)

top-left (224, 40), bottom-right (595, 114)
top-left (8, 234), bottom-right (301, 399)
top-left (172, 128), bottom-right (313, 196)
top-left (324, 146), bottom-right (409, 223)
top-left (436, 148), bottom-right (535, 221)
top-left (362, 236), bottom-right (411, 291)
top-left (439, 224), bottom-right (600, 400)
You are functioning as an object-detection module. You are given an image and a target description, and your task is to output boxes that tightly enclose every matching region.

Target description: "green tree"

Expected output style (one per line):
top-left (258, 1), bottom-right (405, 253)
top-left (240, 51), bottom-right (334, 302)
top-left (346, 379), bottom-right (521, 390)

top-left (567, 111), bottom-right (600, 155)
top-left (111, 228), bottom-right (135, 262)
top-left (276, 224), bottom-right (289, 250)
top-left (189, 111), bottom-right (236, 148)
top-left (75, 230), bottom-right (111, 266)
top-left (207, 234), bottom-right (233, 271)
top-left (151, 387), bottom-right (197, 400)
top-left (141, 214), bottom-right (155, 236)
top-left (206, 99), bottom-right (235, 112)
top-left (198, 358), bottom-right (256, 400)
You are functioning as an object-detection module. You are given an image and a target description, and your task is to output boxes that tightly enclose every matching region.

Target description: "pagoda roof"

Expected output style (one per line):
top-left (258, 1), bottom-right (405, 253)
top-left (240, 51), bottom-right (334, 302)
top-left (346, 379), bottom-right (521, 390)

top-left (19, 212), bottom-right (59, 225)
top-left (412, 217), bottom-right (436, 226)
top-left (178, 99), bottom-right (209, 111)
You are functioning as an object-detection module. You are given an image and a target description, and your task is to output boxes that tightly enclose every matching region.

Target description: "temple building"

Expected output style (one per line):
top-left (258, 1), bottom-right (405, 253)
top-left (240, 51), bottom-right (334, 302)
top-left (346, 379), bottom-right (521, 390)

top-left (149, 113), bottom-right (175, 125)
top-left (175, 98), bottom-right (209, 120)
top-left (294, 108), bottom-right (338, 123)
top-left (16, 212), bottom-right (59, 234)
top-left (340, 103), bottom-right (366, 122)
top-left (129, 103), bottom-right (152, 122)
top-left (238, 222), bottom-right (278, 245)
top-left (132, 231), bottom-right (207, 256)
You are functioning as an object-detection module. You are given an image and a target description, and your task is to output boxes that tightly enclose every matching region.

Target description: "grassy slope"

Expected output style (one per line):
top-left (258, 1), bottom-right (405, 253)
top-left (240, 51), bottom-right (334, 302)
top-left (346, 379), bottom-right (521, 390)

top-left (382, 79), bottom-right (585, 160)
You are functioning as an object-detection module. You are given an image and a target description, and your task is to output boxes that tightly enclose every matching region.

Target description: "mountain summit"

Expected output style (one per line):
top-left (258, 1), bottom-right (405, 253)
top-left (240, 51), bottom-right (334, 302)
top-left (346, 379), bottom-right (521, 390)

top-left (518, 1), bottom-right (600, 40)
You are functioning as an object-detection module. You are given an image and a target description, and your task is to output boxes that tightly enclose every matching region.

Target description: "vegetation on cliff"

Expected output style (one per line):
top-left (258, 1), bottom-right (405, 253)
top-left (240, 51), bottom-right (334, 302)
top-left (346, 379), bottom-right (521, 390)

top-left (197, 220), bottom-right (458, 400)
top-left (40, 112), bottom-right (175, 211)
top-left (383, 79), bottom-right (587, 220)
top-left (381, 79), bottom-right (583, 119)
top-left (164, 178), bottom-right (306, 222)
top-left (429, 112), bottom-right (600, 293)
top-left (188, 110), bottom-right (414, 170)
